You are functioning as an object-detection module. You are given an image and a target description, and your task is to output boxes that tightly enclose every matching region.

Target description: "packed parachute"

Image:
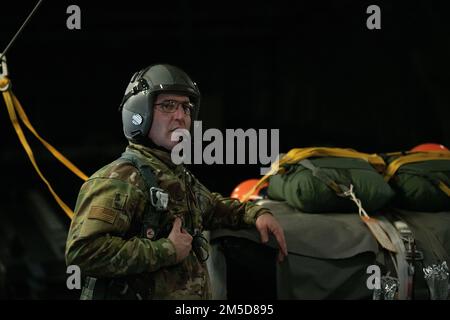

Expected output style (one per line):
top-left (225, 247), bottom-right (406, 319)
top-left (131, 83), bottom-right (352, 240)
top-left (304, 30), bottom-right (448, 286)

top-left (208, 143), bottom-right (450, 300)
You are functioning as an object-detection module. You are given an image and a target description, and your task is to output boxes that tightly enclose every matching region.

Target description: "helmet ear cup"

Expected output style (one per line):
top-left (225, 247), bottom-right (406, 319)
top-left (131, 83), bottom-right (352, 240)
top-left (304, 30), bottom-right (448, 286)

top-left (122, 91), bottom-right (153, 143)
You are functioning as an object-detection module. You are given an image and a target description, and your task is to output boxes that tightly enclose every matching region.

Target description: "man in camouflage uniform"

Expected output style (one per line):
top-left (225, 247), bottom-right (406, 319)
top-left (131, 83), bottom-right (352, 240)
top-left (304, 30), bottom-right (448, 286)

top-left (65, 64), bottom-right (287, 300)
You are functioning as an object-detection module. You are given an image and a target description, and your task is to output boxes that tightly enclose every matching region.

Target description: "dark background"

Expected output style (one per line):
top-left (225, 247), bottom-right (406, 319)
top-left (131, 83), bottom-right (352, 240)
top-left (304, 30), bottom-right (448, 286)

top-left (0, 0), bottom-right (449, 299)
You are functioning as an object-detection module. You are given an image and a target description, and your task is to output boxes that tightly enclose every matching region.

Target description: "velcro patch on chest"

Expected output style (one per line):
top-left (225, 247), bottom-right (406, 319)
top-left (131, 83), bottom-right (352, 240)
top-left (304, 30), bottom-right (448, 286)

top-left (113, 192), bottom-right (128, 210)
top-left (88, 206), bottom-right (118, 224)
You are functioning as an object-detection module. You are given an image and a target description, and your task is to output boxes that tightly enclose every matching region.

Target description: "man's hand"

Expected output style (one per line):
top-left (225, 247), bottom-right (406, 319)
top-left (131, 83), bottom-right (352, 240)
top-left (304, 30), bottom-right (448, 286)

top-left (255, 213), bottom-right (288, 262)
top-left (168, 217), bottom-right (193, 263)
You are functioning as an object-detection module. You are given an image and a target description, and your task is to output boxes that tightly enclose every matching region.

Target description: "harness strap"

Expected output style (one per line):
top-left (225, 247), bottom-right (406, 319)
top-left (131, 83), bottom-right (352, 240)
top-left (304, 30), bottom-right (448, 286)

top-left (81, 151), bottom-right (163, 300)
top-left (119, 150), bottom-right (163, 239)
top-left (392, 219), bottom-right (422, 300)
top-left (298, 159), bottom-right (345, 194)
top-left (377, 216), bottom-right (411, 300)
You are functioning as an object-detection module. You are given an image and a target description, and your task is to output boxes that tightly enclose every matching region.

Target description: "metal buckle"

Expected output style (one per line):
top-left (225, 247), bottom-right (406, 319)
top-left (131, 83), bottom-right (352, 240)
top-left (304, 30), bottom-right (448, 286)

top-left (149, 187), bottom-right (169, 211)
top-left (0, 53), bottom-right (8, 78)
top-left (0, 53), bottom-right (10, 92)
top-left (406, 250), bottom-right (424, 261)
top-left (0, 79), bottom-right (10, 92)
top-left (401, 233), bottom-right (424, 261)
top-left (393, 220), bottom-right (423, 261)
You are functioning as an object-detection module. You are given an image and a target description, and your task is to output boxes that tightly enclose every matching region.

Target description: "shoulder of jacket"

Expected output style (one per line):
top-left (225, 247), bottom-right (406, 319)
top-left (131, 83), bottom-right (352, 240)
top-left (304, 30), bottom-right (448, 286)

top-left (87, 159), bottom-right (147, 191)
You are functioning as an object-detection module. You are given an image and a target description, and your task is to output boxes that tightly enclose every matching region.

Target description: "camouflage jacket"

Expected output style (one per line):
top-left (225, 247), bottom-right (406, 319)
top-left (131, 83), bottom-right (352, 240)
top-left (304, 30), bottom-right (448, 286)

top-left (65, 143), bottom-right (269, 299)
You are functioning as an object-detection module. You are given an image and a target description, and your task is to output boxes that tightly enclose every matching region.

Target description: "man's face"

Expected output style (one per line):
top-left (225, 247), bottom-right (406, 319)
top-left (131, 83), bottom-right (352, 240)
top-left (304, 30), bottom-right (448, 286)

top-left (148, 93), bottom-right (192, 150)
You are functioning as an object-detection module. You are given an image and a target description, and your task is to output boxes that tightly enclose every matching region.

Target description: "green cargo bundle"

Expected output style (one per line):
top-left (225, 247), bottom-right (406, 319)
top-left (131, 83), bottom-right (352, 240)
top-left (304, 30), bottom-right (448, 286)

top-left (384, 151), bottom-right (450, 212)
top-left (268, 156), bottom-right (395, 213)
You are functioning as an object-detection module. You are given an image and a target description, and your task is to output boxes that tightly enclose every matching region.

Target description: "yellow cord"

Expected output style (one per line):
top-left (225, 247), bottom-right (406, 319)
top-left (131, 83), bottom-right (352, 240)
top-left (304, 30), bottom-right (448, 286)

top-left (1, 76), bottom-right (89, 219)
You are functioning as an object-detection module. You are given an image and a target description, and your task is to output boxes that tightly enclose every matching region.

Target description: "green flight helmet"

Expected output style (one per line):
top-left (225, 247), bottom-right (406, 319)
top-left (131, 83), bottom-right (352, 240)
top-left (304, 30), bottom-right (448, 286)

top-left (119, 64), bottom-right (201, 144)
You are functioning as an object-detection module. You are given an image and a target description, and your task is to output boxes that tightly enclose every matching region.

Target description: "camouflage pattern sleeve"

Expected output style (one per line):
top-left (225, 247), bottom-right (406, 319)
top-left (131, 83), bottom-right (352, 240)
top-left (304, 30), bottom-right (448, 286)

top-left (65, 161), bottom-right (177, 278)
top-left (201, 188), bottom-right (271, 231)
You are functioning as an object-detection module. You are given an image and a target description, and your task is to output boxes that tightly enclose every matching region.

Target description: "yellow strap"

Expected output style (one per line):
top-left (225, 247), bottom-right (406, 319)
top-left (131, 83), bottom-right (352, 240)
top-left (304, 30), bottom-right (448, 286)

top-left (281, 147), bottom-right (386, 172)
top-left (1, 77), bottom-right (79, 219)
top-left (384, 152), bottom-right (450, 182)
top-left (242, 147), bottom-right (386, 202)
top-left (12, 93), bottom-right (88, 181)
top-left (3, 90), bottom-right (74, 218)
top-left (438, 181), bottom-right (450, 197)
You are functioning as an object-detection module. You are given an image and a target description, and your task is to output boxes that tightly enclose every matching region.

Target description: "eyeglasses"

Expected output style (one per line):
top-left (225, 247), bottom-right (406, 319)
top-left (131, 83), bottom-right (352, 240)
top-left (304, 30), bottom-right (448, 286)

top-left (154, 100), bottom-right (195, 116)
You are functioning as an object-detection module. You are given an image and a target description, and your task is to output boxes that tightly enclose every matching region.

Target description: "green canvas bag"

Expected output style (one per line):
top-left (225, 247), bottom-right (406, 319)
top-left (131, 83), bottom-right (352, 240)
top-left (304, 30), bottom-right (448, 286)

top-left (384, 151), bottom-right (450, 211)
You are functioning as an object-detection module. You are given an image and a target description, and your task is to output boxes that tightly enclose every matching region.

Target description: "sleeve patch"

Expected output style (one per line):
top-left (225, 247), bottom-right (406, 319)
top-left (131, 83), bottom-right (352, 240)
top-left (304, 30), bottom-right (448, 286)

top-left (113, 192), bottom-right (128, 210)
top-left (88, 206), bottom-right (118, 224)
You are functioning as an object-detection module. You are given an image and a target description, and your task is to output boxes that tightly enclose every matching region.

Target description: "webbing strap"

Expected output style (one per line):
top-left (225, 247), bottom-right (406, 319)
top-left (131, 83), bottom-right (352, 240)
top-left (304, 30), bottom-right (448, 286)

top-left (384, 152), bottom-right (450, 181)
top-left (299, 159), bottom-right (344, 194)
top-left (392, 218), bottom-right (419, 300)
top-left (299, 160), bottom-right (370, 220)
top-left (284, 147), bottom-right (386, 172)
top-left (12, 93), bottom-right (88, 180)
top-left (438, 181), bottom-right (450, 197)
top-left (377, 216), bottom-right (410, 300)
top-left (1, 76), bottom-right (90, 219)
top-left (1, 78), bottom-right (88, 181)
top-left (1, 78), bottom-right (76, 219)
top-left (119, 151), bottom-right (161, 239)
top-left (393, 209), bottom-right (450, 266)
top-left (120, 151), bottom-right (157, 189)
top-left (242, 147), bottom-right (386, 202)
top-left (384, 152), bottom-right (450, 197)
